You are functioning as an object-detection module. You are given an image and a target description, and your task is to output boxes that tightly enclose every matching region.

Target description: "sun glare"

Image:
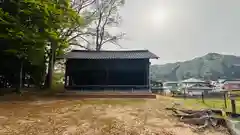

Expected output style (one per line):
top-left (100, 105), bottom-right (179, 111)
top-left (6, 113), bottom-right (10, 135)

top-left (150, 9), bottom-right (168, 27)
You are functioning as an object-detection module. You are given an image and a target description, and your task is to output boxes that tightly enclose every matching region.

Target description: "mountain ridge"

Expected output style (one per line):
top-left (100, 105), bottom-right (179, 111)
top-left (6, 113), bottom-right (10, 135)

top-left (150, 53), bottom-right (240, 81)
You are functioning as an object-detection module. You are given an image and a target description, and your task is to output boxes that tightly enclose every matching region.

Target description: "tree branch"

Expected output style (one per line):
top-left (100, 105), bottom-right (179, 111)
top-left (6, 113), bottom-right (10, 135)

top-left (69, 43), bottom-right (89, 50)
top-left (71, 0), bottom-right (96, 13)
top-left (95, 10), bottom-right (103, 50)
top-left (80, 0), bottom-right (96, 11)
top-left (79, 36), bottom-right (92, 47)
top-left (109, 39), bottom-right (123, 48)
top-left (101, 33), bottom-right (124, 45)
top-left (67, 32), bottom-right (95, 42)
top-left (99, 0), bottom-right (115, 47)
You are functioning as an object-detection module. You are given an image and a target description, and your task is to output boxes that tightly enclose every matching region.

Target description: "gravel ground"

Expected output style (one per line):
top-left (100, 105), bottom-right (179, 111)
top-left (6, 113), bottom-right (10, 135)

top-left (0, 95), bottom-right (230, 135)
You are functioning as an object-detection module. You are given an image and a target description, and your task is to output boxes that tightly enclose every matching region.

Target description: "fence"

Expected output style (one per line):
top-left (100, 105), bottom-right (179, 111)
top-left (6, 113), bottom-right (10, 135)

top-left (199, 91), bottom-right (240, 114)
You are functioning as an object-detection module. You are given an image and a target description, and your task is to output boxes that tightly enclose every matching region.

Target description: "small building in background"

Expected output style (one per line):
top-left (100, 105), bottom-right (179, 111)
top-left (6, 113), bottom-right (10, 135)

top-left (184, 83), bottom-right (213, 96)
top-left (181, 78), bottom-right (206, 87)
top-left (222, 79), bottom-right (240, 91)
top-left (180, 78), bottom-right (212, 96)
top-left (163, 81), bottom-right (179, 88)
top-left (163, 81), bottom-right (179, 94)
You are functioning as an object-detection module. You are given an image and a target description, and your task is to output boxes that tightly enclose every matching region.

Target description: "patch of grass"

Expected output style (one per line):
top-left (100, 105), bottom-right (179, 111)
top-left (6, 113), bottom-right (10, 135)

top-left (181, 98), bottom-right (240, 113)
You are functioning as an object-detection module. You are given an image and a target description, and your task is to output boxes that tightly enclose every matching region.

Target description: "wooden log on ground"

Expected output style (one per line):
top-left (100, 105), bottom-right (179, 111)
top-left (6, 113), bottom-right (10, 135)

top-left (169, 108), bottom-right (227, 129)
top-left (180, 115), bottom-right (222, 127)
top-left (179, 109), bottom-right (212, 114)
top-left (225, 119), bottom-right (240, 135)
top-left (173, 109), bottom-right (213, 118)
top-left (180, 115), bottom-right (210, 126)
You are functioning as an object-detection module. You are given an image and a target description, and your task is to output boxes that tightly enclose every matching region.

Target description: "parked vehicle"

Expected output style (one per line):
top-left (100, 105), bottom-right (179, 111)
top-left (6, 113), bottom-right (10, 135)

top-left (151, 80), bottom-right (163, 93)
top-left (163, 81), bottom-right (181, 96)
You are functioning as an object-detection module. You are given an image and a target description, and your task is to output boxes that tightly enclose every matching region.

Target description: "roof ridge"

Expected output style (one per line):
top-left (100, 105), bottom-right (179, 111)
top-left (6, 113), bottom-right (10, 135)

top-left (71, 50), bottom-right (149, 52)
top-left (60, 49), bottom-right (159, 59)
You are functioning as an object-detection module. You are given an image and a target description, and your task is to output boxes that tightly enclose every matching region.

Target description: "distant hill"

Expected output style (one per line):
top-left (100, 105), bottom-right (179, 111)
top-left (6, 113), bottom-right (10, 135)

top-left (150, 53), bottom-right (240, 81)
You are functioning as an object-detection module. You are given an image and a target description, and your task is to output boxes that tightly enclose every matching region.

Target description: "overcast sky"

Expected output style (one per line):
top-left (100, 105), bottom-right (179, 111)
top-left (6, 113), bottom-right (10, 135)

top-left (103, 0), bottom-right (240, 64)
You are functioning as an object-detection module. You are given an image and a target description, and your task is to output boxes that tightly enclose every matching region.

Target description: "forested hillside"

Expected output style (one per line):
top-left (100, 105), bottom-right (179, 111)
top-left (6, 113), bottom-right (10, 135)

top-left (150, 53), bottom-right (240, 81)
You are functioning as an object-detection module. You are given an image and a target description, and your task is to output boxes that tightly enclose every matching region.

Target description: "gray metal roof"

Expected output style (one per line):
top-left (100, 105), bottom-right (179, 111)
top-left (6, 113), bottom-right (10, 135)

top-left (63, 50), bottom-right (159, 59)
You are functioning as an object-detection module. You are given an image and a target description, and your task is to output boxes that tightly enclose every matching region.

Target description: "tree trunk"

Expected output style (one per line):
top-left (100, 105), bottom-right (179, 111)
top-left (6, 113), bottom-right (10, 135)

top-left (45, 41), bottom-right (56, 89)
top-left (15, 60), bottom-right (23, 94)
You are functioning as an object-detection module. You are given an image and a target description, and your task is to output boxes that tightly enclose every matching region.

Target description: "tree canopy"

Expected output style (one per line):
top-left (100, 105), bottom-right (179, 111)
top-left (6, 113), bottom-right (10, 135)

top-left (0, 0), bottom-right (125, 91)
top-left (0, 0), bottom-right (83, 90)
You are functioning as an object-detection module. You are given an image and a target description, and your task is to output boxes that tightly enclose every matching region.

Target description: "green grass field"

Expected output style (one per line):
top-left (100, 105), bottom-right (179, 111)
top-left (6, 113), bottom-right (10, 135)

top-left (181, 97), bottom-right (240, 113)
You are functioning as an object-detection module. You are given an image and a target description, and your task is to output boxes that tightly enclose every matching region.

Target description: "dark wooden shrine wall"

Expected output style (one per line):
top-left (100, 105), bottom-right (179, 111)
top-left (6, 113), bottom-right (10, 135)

top-left (66, 59), bottom-right (150, 87)
top-left (66, 59), bottom-right (149, 71)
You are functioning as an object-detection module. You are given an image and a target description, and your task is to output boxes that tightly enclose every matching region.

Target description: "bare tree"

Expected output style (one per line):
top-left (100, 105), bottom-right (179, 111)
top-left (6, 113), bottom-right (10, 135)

top-left (58, 0), bottom-right (96, 50)
top-left (93, 0), bottom-right (125, 51)
top-left (65, 0), bottom-right (125, 51)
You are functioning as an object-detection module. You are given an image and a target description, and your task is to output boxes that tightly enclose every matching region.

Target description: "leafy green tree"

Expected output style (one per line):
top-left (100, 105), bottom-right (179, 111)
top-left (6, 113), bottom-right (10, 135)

top-left (0, 0), bottom-right (83, 90)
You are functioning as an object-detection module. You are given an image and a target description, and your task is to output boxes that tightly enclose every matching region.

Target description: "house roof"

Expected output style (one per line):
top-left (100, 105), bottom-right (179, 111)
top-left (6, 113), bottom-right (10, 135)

top-left (163, 81), bottom-right (179, 84)
top-left (181, 78), bottom-right (205, 83)
top-left (62, 50), bottom-right (159, 59)
top-left (223, 80), bottom-right (240, 84)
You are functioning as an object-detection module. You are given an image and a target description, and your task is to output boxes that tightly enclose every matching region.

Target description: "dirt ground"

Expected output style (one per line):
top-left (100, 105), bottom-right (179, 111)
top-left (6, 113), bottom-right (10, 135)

top-left (0, 95), bottom-right (229, 135)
